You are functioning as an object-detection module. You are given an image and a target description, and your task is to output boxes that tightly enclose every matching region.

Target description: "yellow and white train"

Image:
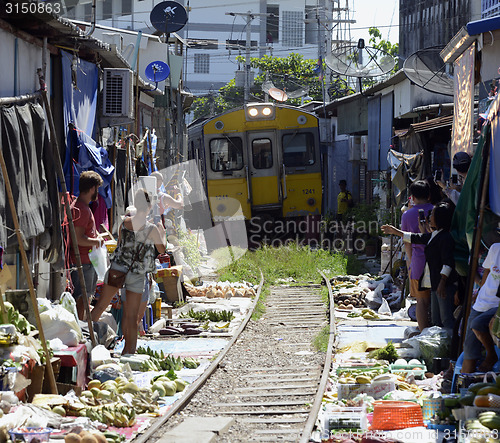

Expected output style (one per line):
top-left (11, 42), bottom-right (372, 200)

top-left (187, 103), bottom-right (322, 222)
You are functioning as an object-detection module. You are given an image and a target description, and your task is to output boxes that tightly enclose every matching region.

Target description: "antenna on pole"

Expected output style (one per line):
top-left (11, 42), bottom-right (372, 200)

top-left (226, 11), bottom-right (273, 104)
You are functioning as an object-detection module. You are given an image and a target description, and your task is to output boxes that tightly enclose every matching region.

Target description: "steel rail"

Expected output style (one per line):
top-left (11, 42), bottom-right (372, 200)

top-left (133, 271), bottom-right (265, 442)
top-left (299, 271), bottom-right (336, 443)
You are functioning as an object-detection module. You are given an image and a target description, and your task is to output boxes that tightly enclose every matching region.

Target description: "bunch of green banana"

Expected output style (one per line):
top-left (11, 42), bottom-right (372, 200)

top-left (478, 411), bottom-right (500, 430)
top-left (183, 357), bottom-right (200, 369)
top-left (140, 357), bottom-right (164, 372)
top-left (132, 391), bottom-right (159, 414)
top-left (85, 403), bottom-right (136, 427)
top-left (137, 346), bottom-right (166, 360)
top-left (465, 418), bottom-right (491, 432)
top-left (103, 430), bottom-right (126, 443)
top-left (163, 355), bottom-right (183, 371)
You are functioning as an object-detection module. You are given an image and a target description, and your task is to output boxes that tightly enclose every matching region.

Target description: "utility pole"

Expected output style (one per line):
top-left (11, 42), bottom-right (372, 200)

top-left (226, 11), bottom-right (273, 104)
top-left (245, 11), bottom-right (252, 103)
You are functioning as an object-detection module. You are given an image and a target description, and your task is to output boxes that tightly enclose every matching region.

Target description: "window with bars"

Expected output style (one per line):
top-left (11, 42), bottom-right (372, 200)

top-left (282, 11), bottom-right (303, 47)
top-left (194, 54), bottom-right (210, 74)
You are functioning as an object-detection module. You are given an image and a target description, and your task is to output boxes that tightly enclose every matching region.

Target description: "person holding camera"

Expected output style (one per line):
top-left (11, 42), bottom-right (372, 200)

top-left (436, 151), bottom-right (472, 206)
top-left (91, 188), bottom-right (166, 355)
top-left (382, 201), bottom-right (458, 334)
top-left (401, 180), bottom-right (434, 331)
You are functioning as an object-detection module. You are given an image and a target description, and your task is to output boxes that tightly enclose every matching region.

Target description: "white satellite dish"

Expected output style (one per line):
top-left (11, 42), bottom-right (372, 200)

top-left (262, 75), bottom-right (309, 101)
top-left (403, 47), bottom-right (454, 96)
top-left (325, 39), bottom-right (396, 78)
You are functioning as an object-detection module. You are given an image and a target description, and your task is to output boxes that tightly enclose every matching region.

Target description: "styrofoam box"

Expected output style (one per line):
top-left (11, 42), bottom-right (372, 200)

top-left (463, 406), bottom-right (500, 419)
top-left (337, 381), bottom-right (396, 400)
top-left (323, 405), bottom-right (368, 432)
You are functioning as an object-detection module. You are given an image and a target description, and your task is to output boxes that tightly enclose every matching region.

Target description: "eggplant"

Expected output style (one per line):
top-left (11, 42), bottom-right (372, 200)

top-left (159, 327), bottom-right (184, 335)
top-left (179, 323), bottom-right (201, 329)
top-left (183, 328), bottom-right (202, 335)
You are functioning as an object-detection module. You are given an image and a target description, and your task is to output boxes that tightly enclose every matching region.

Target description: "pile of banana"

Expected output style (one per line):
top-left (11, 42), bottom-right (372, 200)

top-left (84, 403), bottom-right (136, 428)
top-left (466, 411), bottom-right (500, 432)
top-left (396, 380), bottom-right (421, 394)
top-left (69, 378), bottom-right (160, 427)
top-left (136, 347), bottom-right (200, 371)
top-left (336, 367), bottom-right (388, 384)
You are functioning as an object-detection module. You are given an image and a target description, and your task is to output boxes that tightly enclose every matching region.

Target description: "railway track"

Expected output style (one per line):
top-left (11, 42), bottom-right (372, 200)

top-left (135, 276), bottom-right (335, 442)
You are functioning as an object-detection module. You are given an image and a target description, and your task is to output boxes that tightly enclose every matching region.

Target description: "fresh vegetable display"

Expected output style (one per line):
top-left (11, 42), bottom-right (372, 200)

top-left (368, 341), bottom-right (399, 363)
top-left (179, 309), bottom-right (235, 322)
top-left (136, 346), bottom-right (201, 371)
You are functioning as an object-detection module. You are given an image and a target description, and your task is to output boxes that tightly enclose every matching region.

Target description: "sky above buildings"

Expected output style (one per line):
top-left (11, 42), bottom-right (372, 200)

top-left (350, 0), bottom-right (399, 46)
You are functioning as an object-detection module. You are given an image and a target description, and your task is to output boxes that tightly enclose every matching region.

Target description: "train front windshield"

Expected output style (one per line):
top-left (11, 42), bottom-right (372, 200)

top-left (209, 137), bottom-right (244, 171)
top-left (282, 133), bottom-right (316, 167)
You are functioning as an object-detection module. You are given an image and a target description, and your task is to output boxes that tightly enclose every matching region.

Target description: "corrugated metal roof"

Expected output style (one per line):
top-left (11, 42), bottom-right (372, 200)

top-left (411, 115), bottom-right (453, 132)
top-left (397, 115), bottom-right (453, 139)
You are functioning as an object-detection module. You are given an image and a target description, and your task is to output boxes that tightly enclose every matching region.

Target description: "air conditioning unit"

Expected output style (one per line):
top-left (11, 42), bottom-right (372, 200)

top-left (360, 135), bottom-right (368, 160)
top-left (348, 136), bottom-right (361, 161)
top-left (103, 68), bottom-right (134, 119)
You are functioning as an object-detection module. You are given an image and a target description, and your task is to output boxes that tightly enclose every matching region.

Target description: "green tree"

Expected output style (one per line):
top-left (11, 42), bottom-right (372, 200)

top-left (191, 53), bottom-right (333, 119)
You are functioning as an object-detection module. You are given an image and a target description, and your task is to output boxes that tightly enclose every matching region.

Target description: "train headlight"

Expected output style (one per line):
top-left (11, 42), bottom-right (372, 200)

top-left (245, 104), bottom-right (275, 121)
top-left (307, 198), bottom-right (316, 206)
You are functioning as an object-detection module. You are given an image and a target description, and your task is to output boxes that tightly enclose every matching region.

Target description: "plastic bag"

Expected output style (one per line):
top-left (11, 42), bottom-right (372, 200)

top-left (402, 326), bottom-right (450, 368)
top-left (91, 345), bottom-right (113, 369)
top-left (365, 283), bottom-right (384, 310)
top-left (89, 245), bottom-right (108, 281)
top-left (378, 298), bottom-right (392, 316)
top-left (60, 292), bottom-right (79, 323)
top-left (149, 279), bottom-right (160, 305)
top-left (38, 299), bottom-right (83, 347)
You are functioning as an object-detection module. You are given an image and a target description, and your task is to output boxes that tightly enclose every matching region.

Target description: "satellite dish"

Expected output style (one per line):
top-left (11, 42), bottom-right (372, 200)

top-left (145, 61), bottom-right (170, 83)
top-left (325, 39), bottom-right (396, 78)
top-left (150, 1), bottom-right (188, 34)
top-left (268, 87), bottom-right (288, 102)
top-left (262, 75), bottom-right (309, 101)
top-left (403, 47), bottom-right (454, 96)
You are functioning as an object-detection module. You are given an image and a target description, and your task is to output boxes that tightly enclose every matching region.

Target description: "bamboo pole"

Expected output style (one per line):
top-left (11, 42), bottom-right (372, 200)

top-left (0, 149), bottom-right (58, 394)
top-left (36, 69), bottom-right (97, 347)
top-left (460, 132), bottom-right (491, 353)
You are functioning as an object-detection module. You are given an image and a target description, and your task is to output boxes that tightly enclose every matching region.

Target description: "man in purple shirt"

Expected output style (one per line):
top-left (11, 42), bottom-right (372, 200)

top-left (401, 180), bottom-right (434, 331)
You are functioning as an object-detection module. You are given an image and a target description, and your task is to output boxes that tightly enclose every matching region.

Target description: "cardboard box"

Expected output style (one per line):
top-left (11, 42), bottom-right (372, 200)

top-left (337, 381), bottom-right (395, 400)
top-left (160, 275), bottom-right (183, 303)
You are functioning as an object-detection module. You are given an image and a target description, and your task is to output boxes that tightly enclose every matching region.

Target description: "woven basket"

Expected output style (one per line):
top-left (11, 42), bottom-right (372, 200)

top-left (371, 401), bottom-right (424, 430)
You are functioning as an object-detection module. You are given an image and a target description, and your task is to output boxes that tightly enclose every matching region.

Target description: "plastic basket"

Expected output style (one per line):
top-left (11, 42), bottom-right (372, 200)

top-left (422, 397), bottom-right (443, 420)
top-left (371, 401), bottom-right (424, 430)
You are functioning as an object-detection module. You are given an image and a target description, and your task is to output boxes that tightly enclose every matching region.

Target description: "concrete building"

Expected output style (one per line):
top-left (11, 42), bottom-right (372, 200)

top-left (482, 0), bottom-right (500, 18)
top-left (399, 0), bottom-right (481, 61)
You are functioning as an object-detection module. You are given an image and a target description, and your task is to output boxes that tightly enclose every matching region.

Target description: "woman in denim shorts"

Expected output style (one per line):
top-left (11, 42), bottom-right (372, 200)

top-left (91, 189), bottom-right (166, 354)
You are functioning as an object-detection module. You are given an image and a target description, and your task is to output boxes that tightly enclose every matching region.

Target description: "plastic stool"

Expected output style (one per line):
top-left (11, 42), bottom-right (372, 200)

top-left (452, 347), bottom-right (500, 392)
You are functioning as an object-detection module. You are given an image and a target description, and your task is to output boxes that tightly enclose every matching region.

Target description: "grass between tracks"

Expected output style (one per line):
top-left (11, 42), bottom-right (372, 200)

top-left (215, 243), bottom-right (348, 325)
